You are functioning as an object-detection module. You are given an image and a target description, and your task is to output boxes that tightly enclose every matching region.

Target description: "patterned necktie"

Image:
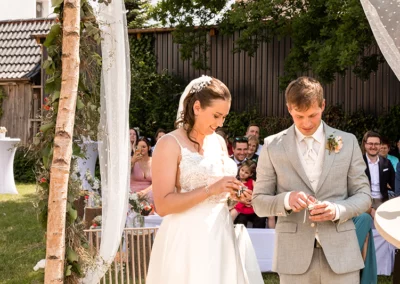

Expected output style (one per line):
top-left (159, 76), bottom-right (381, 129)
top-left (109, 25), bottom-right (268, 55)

top-left (304, 137), bottom-right (317, 165)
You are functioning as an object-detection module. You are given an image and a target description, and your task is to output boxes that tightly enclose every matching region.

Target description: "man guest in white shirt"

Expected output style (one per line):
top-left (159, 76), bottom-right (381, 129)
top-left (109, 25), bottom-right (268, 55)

top-left (361, 131), bottom-right (395, 217)
top-left (230, 137), bottom-right (248, 167)
top-left (253, 76), bottom-right (371, 283)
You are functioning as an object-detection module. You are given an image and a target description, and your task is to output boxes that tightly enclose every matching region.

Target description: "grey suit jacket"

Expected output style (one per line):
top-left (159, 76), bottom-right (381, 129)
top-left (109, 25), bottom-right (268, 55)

top-left (252, 122), bottom-right (371, 275)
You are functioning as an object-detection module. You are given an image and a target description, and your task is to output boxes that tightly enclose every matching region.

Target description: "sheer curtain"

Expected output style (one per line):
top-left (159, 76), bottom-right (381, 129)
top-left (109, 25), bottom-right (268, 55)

top-left (82, 0), bottom-right (131, 282)
top-left (360, 0), bottom-right (400, 80)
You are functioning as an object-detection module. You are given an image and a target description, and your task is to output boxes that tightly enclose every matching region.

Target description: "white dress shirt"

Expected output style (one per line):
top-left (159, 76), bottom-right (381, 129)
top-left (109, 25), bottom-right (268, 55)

top-left (366, 155), bottom-right (382, 199)
top-left (284, 122), bottom-right (340, 220)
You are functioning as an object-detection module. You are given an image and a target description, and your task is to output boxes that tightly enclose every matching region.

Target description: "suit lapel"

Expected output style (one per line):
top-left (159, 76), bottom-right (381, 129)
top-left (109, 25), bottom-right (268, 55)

top-left (316, 123), bottom-right (337, 192)
top-left (282, 125), bottom-right (313, 189)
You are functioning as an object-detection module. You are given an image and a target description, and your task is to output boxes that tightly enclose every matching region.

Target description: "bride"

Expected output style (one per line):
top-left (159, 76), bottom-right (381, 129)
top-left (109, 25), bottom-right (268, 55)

top-left (146, 76), bottom-right (263, 284)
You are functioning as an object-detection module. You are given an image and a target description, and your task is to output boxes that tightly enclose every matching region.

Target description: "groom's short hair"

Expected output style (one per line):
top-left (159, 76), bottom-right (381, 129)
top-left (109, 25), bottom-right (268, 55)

top-left (285, 77), bottom-right (324, 111)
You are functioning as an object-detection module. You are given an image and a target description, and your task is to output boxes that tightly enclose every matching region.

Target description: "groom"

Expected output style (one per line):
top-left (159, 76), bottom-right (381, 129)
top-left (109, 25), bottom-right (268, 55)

top-left (252, 77), bottom-right (371, 283)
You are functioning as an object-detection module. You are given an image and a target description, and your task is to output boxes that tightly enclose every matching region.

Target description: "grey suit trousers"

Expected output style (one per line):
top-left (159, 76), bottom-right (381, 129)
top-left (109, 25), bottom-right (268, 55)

top-left (279, 248), bottom-right (360, 284)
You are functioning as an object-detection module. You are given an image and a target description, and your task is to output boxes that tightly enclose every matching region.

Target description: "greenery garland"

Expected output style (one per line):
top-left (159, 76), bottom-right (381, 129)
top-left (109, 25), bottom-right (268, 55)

top-left (32, 0), bottom-right (102, 281)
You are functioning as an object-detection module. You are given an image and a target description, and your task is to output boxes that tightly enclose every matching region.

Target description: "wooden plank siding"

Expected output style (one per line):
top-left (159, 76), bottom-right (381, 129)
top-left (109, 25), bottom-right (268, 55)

top-left (151, 30), bottom-right (400, 117)
top-left (0, 81), bottom-right (40, 144)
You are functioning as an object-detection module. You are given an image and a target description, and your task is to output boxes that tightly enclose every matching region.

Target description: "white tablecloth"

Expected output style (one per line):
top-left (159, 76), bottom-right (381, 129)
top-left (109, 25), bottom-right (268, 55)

top-left (77, 140), bottom-right (98, 191)
top-left (0, 138), bottom-right (20, 194)
top-left (144, 215), bottom-right (395, 274)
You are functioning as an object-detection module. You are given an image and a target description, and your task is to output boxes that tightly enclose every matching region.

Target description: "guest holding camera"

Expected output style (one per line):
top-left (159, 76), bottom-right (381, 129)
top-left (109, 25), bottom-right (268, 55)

top-left (131, 137), bottom-right (153, 202)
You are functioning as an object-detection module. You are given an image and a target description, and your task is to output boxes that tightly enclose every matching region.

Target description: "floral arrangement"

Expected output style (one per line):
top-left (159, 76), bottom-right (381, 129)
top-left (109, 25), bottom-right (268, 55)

top-left (0, 126), bottom-right (7, 133)
top-left (326, 135), bottom-right (343, 154)
top-left (90, 215), bottom-right (102, 229)
top-left (85, 169), bottom-right (101, 194)
top-left (129, 193), bottom-right (153, 216)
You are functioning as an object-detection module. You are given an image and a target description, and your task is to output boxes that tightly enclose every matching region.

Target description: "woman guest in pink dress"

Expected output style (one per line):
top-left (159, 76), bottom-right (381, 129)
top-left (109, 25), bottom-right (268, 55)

top-left (130, 137), bottom-right (153, 202)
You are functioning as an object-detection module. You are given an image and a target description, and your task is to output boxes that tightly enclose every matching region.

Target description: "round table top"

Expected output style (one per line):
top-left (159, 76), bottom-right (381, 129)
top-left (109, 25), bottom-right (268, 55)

top-left (374, 196), bottom-right (400, 248)
top-left (0, 137), bottom-right (21, 142)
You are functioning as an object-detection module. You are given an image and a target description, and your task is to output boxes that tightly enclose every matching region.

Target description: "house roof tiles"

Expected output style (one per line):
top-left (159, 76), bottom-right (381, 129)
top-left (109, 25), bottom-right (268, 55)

top-left (0, 18), bottom-right (52, 79)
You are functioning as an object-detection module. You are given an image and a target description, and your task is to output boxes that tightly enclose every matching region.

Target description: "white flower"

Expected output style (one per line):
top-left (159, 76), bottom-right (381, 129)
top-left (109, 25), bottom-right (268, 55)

top-left (129, 193), bottom-right (138, 201)
top-left (0, 126), bottom-right (7, 134)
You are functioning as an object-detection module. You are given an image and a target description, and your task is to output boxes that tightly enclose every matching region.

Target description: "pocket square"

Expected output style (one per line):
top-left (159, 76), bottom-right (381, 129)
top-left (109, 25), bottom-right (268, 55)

top-left (383, 168), bottom-right (389, 172)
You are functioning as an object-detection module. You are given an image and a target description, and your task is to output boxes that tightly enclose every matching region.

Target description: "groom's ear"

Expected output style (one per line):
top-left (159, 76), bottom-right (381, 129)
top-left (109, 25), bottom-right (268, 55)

top-left (286, 103), bottom-right (292, 114)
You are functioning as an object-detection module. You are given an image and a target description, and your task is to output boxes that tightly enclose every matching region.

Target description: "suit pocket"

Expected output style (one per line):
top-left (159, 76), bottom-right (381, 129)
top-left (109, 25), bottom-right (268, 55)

top-left (275, 222), bottom-right (297, 233)
top-left (336, 220), bottom-right (356, 232)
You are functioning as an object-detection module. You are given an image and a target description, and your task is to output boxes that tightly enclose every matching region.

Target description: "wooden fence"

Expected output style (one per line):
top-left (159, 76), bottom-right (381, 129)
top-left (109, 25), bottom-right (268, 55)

top-left (130, 29), bottom-right (400, 117)
top-left (85, 227), bottom-right (159, 284)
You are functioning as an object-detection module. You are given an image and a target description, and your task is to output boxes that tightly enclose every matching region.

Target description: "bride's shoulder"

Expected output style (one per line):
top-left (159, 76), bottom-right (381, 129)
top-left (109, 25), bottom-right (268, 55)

top-left (154, 130), bottom-right (182, 153)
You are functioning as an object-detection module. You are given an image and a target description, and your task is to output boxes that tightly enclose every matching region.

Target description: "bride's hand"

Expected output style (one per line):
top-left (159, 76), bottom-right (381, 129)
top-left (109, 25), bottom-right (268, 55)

top-left (209, 177), bottom-right (241, 195)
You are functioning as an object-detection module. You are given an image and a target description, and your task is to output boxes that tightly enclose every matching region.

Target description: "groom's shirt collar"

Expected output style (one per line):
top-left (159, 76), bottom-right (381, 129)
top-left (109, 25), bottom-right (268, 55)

top-left (294, 122), bottom-right (324, 144)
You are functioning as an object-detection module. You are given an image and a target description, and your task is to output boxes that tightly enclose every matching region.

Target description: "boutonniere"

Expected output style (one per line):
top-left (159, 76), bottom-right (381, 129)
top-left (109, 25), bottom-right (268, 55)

top-left (326, 135), bottom-right (343, 154)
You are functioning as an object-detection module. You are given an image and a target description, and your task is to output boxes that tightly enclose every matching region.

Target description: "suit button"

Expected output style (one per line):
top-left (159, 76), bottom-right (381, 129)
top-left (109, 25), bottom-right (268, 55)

top-left (311, 223), bottom-right (315, 227)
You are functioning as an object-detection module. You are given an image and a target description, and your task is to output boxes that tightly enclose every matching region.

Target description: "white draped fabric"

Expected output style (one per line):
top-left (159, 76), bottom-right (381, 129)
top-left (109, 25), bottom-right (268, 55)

top-left (82, 0), bottom-right (131, 282)
top-left (360, 0), bottom-right (400, 80)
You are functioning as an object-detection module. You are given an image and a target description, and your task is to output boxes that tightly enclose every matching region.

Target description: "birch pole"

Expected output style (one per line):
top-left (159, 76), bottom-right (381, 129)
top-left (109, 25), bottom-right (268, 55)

top-left (44, 0), bottom-right (81, 282)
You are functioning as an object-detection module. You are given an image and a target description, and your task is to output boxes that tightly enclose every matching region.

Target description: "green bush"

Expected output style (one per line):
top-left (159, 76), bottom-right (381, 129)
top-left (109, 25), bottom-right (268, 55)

top-left (13, 147), bottom-right (36, 183)
top-left (225, 104), bottom-right (400, 146)
top-left (129, 35), bottom-right (185, 140)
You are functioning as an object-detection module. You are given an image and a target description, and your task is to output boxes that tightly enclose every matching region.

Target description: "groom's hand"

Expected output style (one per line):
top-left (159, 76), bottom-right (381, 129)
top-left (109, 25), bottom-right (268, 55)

top-left (288, 191), bottom-right (309, 212)
top-left (309, 201), bottom-right (336, 221)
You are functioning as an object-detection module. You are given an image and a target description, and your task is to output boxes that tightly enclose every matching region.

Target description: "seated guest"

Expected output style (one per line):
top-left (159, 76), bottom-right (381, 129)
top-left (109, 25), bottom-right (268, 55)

top-left (131, 137), bottom-right (153, 203)
top-left (379, 137), bottom-right (399, 171)
top-left (245, 123), bottom-right (263, 155)
top-left (231, 136), bottom-right (248, 167)
top-left (396, 163), bottom-right (400, 197)
top-left (230, 160), bottom-right (268, 228)
top-left (129, 128), bottom-right (139, 156)
top-left (247, 135), bottom-right (259, 163)
top-left (151, 128), bottom-right (167, 152)
top-left (361, 131), bottom-right (395, 218)
top-left (353, 213), bottom-right (377, 284)
top-left (216, 127), bottom-right (233, 156)
top-left (389, 137), bottom-right (400, 159)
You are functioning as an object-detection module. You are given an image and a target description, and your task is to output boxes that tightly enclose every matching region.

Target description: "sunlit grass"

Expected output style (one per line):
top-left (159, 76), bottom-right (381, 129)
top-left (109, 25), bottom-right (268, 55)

top-left (0, 184), bottom-right (394, 283)
top-left (0, 184), bottom-right (45, 284)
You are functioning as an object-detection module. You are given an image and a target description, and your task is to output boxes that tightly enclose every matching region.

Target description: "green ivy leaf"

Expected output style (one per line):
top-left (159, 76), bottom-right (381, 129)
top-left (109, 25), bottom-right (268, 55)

top-left (65, 265), bottom-right (72, 276)
top-left (43, 24), bottom-right (61, 48)
top-left (76, 98), bottom-right (85, 110)
top-left (33, 136), bottom-right (41, 146)
top-left (68, 207), bottom-right (78, 223)
top-left (51, 0), bottom-right (64, 8)
top-left (40, 122), bottom-right (55, 133)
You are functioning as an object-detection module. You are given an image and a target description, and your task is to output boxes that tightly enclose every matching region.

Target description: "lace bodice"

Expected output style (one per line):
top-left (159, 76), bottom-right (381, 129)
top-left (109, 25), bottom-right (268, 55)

top-left (169, 133), bottom-right (238, 204)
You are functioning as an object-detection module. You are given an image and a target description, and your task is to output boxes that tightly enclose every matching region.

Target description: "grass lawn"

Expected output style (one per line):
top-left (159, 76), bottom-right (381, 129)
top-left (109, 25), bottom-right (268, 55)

top-left (0, 184), bottom-right (45, 284)
top-left (0, 184), bottom-right (395, 283)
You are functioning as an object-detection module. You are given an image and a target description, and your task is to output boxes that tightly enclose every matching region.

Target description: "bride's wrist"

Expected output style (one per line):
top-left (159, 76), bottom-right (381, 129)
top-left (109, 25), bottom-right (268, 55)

top-left (204, 184), bottom-right (214, 196)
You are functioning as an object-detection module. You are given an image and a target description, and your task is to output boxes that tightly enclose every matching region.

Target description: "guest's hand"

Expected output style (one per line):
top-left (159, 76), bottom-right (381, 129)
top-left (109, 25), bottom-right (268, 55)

top-left (131, 150), bottom-right (142, 164)
top-left (309, 201), bottom-right (336, 222)
top-left (288, 191), bottom-right (310, 212)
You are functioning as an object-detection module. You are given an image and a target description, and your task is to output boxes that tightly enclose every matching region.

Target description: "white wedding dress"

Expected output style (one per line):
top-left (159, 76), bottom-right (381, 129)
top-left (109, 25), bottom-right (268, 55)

top-left (146, 133), bottom-right (263, 284)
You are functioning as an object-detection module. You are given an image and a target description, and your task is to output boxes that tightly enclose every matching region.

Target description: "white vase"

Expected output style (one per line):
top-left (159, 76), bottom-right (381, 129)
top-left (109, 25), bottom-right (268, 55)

top-left (0, 133), bottom-right (5, 139)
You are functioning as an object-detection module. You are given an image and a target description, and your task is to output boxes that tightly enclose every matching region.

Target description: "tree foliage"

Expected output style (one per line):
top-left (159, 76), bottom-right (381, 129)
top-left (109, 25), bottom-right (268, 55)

top-left (125, 0), bottom-right (153, 28)
top-left (129, 34), bottom-right (185, 138)
top-left (153, 0), bottom-right (384, 87)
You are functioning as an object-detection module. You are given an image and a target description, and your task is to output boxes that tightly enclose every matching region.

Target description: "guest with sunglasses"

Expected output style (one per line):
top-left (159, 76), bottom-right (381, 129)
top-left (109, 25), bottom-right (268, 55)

top-left (231, 137), bottom-right (248, 167)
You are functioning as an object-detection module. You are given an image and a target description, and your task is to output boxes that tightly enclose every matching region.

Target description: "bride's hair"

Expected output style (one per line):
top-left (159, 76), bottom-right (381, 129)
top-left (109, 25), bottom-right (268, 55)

top-left (175, 77), bottom-right (231, 152)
